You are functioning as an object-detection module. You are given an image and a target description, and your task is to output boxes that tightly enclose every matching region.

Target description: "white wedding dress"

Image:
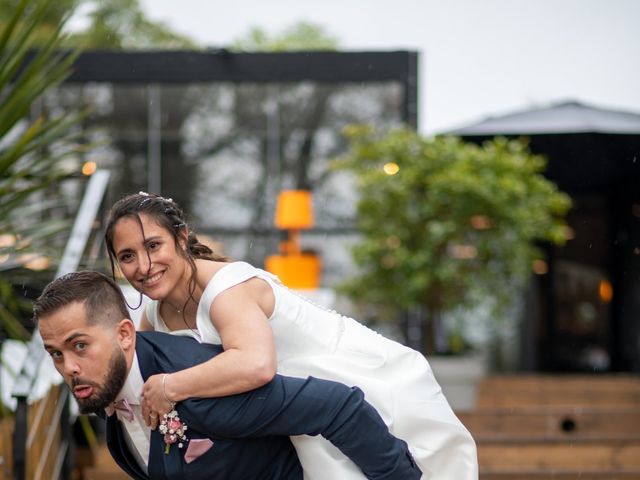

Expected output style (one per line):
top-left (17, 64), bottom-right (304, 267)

top-left (146, 261), bottom-right (478, 480)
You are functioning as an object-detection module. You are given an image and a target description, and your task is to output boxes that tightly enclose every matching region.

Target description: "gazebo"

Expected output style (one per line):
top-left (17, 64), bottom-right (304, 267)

top-left (450, 101), bottom-right (640, 373)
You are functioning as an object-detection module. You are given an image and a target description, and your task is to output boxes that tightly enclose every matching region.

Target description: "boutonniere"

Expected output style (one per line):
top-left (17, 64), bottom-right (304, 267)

top-left (159, 409), bottom-right (188, 454)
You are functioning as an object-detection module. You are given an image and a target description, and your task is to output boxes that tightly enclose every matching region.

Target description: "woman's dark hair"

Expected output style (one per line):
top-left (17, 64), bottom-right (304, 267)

top-left (104, 192), bottom-right (227, 318)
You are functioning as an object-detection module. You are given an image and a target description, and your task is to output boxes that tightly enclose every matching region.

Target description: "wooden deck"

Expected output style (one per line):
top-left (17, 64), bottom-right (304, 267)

top-left (460, 374), bottom-right (640, 479)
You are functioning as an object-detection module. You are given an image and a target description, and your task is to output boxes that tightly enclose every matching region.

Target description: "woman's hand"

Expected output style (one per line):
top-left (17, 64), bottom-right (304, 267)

top-left (141, 373), bottom-right (174, 429)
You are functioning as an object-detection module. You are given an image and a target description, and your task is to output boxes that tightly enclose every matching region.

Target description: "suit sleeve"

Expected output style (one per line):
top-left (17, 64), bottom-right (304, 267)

top-left (183, 375), bottom-right (422, 480)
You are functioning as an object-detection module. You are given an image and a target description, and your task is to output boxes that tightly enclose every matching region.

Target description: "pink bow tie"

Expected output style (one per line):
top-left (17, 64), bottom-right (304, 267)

top-left (112, 398), bottom-right (135, 422)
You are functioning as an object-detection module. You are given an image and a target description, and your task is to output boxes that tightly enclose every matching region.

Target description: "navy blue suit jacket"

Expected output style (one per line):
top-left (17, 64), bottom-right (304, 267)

top-left (105, 331), bottom-right (421, 480)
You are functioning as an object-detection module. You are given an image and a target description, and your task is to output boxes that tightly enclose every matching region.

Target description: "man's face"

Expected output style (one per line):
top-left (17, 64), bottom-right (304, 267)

top-left (39, 301), bottom-right (128, 414)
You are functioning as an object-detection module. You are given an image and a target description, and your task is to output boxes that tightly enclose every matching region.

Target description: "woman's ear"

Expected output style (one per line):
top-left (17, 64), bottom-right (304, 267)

top-left (116, 318), bottom-right (136, 351)
top-left (178, 229), bottom-right (189, 251)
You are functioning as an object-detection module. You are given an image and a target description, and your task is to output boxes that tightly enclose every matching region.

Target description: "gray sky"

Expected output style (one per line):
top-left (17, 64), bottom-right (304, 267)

top-left (137, 0), bottom-right (640, 134)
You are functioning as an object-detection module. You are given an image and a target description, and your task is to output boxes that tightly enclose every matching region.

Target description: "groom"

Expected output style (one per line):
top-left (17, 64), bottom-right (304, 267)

top-left (34, 271), bottom-right (421, 480)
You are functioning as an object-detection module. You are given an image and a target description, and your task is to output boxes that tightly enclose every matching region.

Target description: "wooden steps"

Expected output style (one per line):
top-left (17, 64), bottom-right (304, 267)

top-left (462, 374), bottom-right (640, 479)
top-left (459, 407), bottom-right (640, 441)
top-left (478, 439), bottom-right (640, 469)
top-left (476, 375), bottom-right (640, 408)
top-left (81, 445), bottom-right (129, 480)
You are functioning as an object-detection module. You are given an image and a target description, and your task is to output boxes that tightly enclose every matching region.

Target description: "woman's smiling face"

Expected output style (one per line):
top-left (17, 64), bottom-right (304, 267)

top-left (111, 213), bottom-right (188, 301)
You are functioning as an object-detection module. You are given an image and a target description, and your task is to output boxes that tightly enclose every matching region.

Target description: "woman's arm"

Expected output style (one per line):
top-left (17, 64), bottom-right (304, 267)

top-left (141, 281), bottom-right (277, 422)
top-left (168, 282), bottom-right (277, 399)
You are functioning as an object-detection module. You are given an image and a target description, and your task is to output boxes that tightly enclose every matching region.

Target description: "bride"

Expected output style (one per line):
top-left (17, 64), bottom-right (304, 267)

top-left (105, 192), bottom-right (478, 479)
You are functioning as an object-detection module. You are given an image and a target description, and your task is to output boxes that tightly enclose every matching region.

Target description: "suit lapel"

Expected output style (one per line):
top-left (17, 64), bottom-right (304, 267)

top-left (136, 333), bottom-right (185, 478)
top-left (148, 428), bottom-right (185, 479)
top-left (135, 333), bottom-right (159, 380)
top-left (106, 414), bottom-right (149, 480)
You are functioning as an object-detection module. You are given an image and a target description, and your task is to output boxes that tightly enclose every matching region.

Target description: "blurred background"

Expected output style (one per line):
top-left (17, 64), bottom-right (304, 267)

top-left (1, 1), bottom-right (640, 479)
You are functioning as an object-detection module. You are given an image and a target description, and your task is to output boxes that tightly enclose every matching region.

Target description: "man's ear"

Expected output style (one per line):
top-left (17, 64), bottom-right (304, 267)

top-left (116, 318), bottom-right (136, 351)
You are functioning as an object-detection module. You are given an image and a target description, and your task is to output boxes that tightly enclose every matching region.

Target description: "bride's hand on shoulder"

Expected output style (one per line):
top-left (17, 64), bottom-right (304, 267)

top-left (141, 373), bottom-right (173, 428)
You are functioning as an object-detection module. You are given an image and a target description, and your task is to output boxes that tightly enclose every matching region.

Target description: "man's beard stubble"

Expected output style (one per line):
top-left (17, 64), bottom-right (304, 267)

top-left (72, 348), bottom-right (127, 415)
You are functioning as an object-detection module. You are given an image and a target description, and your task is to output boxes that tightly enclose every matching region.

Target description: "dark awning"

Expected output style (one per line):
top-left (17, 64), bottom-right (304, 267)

top-left (446, 101), bottom-right (640, 192)
top-left (449, 101), bottom-right (640, 136)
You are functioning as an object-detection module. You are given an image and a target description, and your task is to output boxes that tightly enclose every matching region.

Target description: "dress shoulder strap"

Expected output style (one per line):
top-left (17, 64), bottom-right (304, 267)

top-left (197, 262), bottom-right (277, 318)
top-left (144, 300), bottom-right (159, 328)
top-left (144, 300), bottom-right (172, 334)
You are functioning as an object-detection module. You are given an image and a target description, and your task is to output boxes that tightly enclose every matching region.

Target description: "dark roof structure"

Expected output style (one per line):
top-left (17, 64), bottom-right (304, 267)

top-left (450, 101), bottom-right (640, 136)
top-left (447, 100), bottom-right (640, 192)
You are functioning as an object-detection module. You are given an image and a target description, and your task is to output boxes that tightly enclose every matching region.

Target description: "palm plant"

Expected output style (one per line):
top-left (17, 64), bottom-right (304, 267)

top-left (0, 0), bottom-right (84, 342)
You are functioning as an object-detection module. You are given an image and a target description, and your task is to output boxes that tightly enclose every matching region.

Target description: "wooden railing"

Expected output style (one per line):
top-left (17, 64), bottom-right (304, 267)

top-left (11, 339), bottom-right (71, 480)
top-left (25, 385), bottom-right (71, 480)
top-left (0, 416), bottom-right (14, 480)
top-left (459, 374), bottom-right (640, 479)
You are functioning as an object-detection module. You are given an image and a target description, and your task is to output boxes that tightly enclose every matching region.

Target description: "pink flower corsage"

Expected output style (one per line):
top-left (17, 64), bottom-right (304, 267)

top-left (159, 409), bottom-right (188, 454)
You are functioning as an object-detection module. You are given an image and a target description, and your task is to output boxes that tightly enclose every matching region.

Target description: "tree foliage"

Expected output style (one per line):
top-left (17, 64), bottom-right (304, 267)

top-left (0, 0), bottom-right (196, 50)
top-left (232, 21), bottom-right (338, 52)
top-left (0, 0), bottom-right (78, 43)
top-left (67, 0), bottom-right (196, 49)
top-left (334, 126), bottom-right (572, 353)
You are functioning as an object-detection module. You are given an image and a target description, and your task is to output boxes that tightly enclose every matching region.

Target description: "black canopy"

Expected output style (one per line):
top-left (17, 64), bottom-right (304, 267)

top-left (449, 101), bottom-right (640, 192)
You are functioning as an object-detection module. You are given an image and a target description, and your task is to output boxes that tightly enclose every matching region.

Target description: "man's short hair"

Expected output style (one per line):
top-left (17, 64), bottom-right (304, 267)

top-left (33, 271), bottom-right (130, 326)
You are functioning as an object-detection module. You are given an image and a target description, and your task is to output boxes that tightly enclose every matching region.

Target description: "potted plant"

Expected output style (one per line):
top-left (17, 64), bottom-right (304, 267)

top-left (333, 126), bottom-right (571, 403)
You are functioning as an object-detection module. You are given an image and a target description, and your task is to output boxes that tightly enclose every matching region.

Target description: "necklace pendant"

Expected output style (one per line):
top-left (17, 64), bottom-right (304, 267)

top-left (163, 300), bottom-right (183, 315)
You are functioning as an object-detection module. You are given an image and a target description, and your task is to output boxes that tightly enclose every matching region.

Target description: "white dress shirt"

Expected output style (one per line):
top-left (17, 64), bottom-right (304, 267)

top-left (107, 354), bottom-right (151, 473)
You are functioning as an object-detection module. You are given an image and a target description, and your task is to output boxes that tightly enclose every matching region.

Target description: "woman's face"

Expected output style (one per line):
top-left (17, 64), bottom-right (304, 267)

top-left (111, 213), bottom-right (188, 300)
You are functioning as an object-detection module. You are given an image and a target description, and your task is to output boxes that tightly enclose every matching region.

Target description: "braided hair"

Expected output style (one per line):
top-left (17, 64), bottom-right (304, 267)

top-left (104, 192), bottom-right (228, 315)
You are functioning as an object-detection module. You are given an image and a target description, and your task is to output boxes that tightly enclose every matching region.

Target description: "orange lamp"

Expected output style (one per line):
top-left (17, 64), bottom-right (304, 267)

top-left (265, 189), bottom-right (320, 289)
top-left (264, 253), bottom-right (321, 290)
top-left (274, 190), bottom-right (314, 230)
